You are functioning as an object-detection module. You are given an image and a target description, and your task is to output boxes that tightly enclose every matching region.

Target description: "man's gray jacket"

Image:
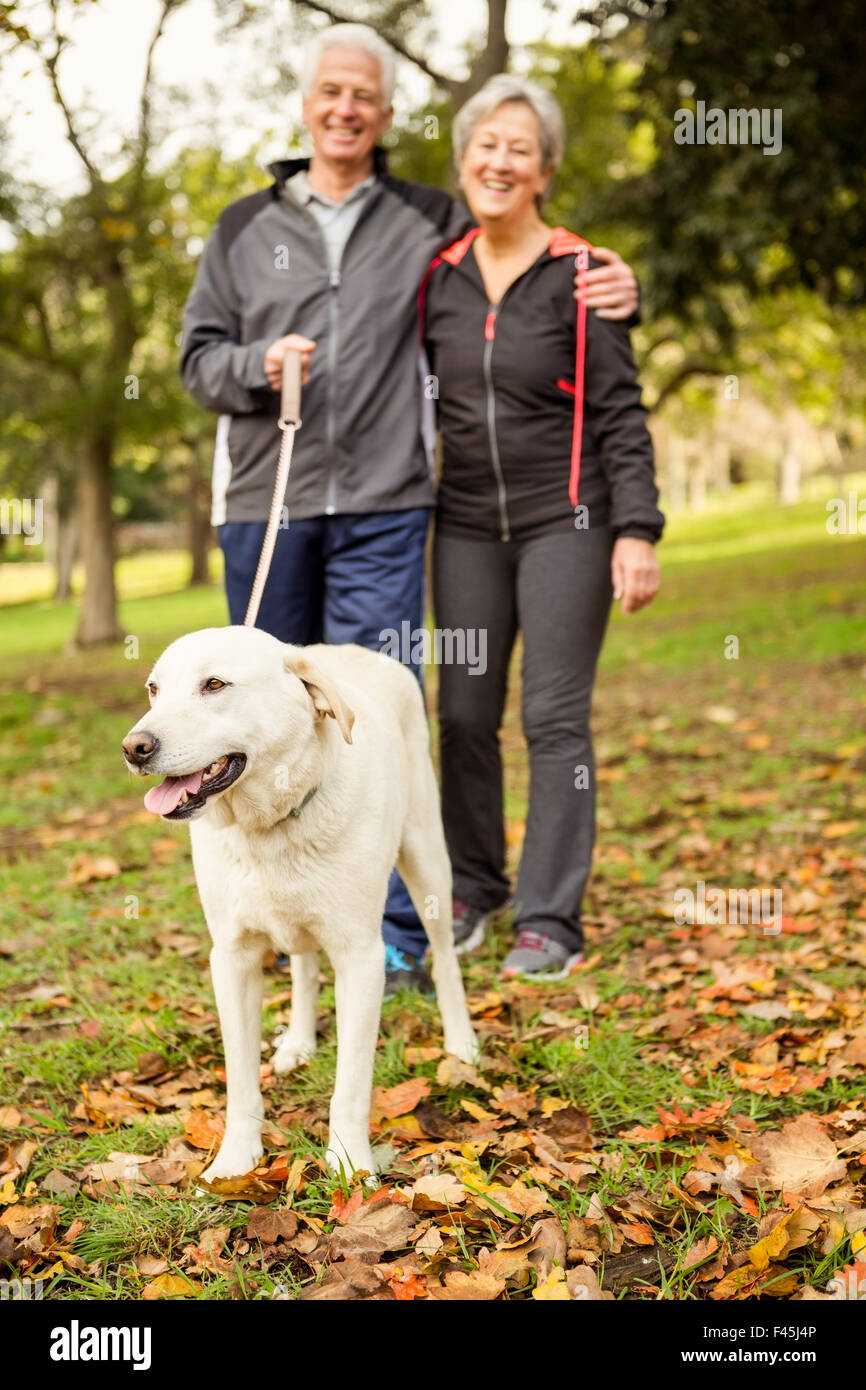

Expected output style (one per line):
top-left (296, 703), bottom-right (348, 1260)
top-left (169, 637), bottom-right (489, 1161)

top-left (180, 150), bottom-right (472, 524)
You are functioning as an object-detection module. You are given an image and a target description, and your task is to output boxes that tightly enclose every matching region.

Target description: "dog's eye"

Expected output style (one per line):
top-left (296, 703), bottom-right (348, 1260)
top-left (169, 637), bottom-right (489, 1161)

top-left (147, 682), bottom-right (157, 698)
top-left (203, 677), bottom-right (226, 693)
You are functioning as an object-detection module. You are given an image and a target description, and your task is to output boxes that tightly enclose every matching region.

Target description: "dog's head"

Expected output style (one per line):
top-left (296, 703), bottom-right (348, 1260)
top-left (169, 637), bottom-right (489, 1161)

top-left (122, 626), bottom-right (354, 824)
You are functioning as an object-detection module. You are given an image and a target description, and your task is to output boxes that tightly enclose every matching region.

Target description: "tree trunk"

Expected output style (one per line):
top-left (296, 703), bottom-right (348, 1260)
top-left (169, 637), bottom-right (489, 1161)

top-left (74, 433), bottom-right (120, 645)
top-left (187, 445), bottom-right (212, 587)
top-left (712, 436), bottom-right (732, 494)
top-left (55, 505), bottom-right (78, 602)
top-left (777, 427), bottom-right (802, 505)
top-left (42, 473), bottom-right (59, 574)
top-left (667, 430), bottom-right (688, 509)
top-left (688, 447), bottom-right (707, 510)
top-left (451, 0), bottom-right (510, 106)
top-left (44, 471), bottom-right (79, 601)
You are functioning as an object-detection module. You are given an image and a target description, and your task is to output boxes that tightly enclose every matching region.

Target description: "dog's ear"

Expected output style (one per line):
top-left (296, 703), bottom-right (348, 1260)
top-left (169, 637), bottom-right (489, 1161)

top-left (284, 649), bottom-right (354, 744)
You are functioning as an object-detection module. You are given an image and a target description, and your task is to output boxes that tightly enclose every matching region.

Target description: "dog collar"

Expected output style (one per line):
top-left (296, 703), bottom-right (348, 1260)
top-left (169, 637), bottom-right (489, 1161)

top-left (284, 785), bottom-right (319, 820)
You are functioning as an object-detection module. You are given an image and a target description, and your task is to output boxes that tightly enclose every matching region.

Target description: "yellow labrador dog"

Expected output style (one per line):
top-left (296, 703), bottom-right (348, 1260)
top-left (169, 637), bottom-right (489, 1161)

top-left (122, 626), bottom-right (478, 1180)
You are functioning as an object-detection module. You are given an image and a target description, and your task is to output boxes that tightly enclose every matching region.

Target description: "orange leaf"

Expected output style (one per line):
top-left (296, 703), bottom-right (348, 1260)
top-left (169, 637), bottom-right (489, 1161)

top-left (183, 1109), bottom-right (225, 1151)
top-left (620, 1222), bottom-right (655, 1246)
top-left (328, 1188), bottom-right (365, 1224)
top-left (390, 1271), bottom-right (427, 1300)
top-left (370, 1077), bottom-right (431, 1121)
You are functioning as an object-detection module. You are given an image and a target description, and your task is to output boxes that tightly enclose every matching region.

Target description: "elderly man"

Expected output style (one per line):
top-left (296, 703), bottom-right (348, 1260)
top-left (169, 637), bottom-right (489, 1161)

top-left (180, 23), bottom-right (639, 993)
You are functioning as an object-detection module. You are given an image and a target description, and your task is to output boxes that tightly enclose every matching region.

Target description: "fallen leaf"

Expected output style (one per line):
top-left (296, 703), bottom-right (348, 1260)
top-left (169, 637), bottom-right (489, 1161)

top-left (67, 853), bottom-right (121, 885)
top-left (370, 1077), bottom-right (431, 1121)
top-left (183, 1110), bottom-right (225, 1152)
top-left (750, 1116), bottom-right (847, 1198)
top-left (428, 1269), bottom-right (504, 1300)
top-left (329, 1201), bottom-right (416, 1260)
top-left (533, 1267), bottom-right (571, 1300)
top-left (141, 1273), bottom-right (201, 1300)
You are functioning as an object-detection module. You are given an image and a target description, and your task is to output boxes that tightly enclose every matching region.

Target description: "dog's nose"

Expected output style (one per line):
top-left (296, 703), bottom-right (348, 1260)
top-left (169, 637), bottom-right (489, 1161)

top-left (122, 730), bottom-right (160, 765)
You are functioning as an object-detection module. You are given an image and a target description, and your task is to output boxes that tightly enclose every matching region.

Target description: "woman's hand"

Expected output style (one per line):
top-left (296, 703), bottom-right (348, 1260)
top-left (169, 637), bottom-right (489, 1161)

top-left (576, 247), bottom-right (639, 321)
top-left (264, 334), bottom-right (317, 391)
top-left (611, 537), bottom-right (659, 614)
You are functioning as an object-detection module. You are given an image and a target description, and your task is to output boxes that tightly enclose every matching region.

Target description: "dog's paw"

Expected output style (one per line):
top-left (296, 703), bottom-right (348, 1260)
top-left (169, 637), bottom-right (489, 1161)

top-left (325, 1140), bottom-right (378, 1181)
top-left (272, 1033), bottom-right (316, 1075)
top-left (445, 1031), bottom-right (481, 1066)
top-left (201, 1138), bottom-right (263, 1183)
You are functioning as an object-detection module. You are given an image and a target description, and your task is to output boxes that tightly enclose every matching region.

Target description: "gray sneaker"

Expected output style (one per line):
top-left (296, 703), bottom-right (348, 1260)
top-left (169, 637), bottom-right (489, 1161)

top-left (453, 897), bottom-right (490, 954)
top-left (501, 929), bottom-right (583, 981)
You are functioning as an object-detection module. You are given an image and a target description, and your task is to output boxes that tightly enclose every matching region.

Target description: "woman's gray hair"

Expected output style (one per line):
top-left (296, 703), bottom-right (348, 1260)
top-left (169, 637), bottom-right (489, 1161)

top-left (301, 23), bottom-right (396, 106)
top-left (452, 74), bottom-right (565, 176)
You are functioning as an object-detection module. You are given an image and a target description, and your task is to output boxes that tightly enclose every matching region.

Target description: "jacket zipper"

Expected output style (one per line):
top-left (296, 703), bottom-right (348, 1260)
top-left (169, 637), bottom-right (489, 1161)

top-left (323, 266), bottom-right (341, 515)
top-left (293, 185), bottom-right (382, 517)
top-left (482, 307), bottom-right (510, 542)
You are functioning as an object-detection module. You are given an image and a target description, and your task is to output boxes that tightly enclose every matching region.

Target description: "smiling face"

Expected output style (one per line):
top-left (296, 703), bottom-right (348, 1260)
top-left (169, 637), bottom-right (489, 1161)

top-left (302, 45), bottom-right (392, 175)
top-left (459, 100), bottom-right (551, 228)
top-left (122, 627), bottom-right (354, 828)
top-left (121, 628), bottom-right (304, 823)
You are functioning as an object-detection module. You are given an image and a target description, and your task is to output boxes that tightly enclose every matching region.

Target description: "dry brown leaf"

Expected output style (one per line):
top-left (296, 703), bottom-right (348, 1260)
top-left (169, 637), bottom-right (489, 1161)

top-left (566, 1214), bottom-right (604, 1261)
top-left (525, 1216), bottom-right (567, 1281)
top-left (567, 1264), bottom-right (614, 1301)
top-left (329, 1201), bottom-right (416, 1260)
top-left (67, 853), bottom-right (122, 885)
top-left (683, 1235), bottom-right (719, 1271)
top-left (435, 1056), bottom-right (490, 1091)
top-left (246, 1207), bottom-right (299, 1244)
top-left (406, 1173), bottom-right (467, 1211)
top-left (428, 1269), bottom-right (505, 1300)
top-left (299, 1259), bottom-right (389, 1300)
top-left (749, 1115), bottom-right (847, 1198)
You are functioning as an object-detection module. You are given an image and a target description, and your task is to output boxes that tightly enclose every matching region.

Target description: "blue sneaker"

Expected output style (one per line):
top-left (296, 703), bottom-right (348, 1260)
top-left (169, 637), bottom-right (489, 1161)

top-left (383, 943), bottom-right (433, 999)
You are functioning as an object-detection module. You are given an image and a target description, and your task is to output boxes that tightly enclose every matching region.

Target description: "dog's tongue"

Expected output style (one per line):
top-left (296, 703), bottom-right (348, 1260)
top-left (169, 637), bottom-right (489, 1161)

top-left (144, 770), bottom-right (204, 816)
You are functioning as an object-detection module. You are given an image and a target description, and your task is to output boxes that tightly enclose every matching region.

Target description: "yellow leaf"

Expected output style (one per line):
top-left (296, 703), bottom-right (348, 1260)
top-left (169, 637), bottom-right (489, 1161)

top-left (540, 1097), bottom-right (571, 1119)
top-left (744, 734), bottom-right (771, 750)
top-left (0, 1181), bottom-right (19, 1206)
top-left (532, 1267), bottom-right (570, 1301)
top-left (459, 1141), bottom-right (489, 1160)
top-left (748, 1211), bottom-right (795, 1271)
top-left (851, 1231), bottom-right (866, 1254)
top-left (821, 821), bottom-right (858, 839)
top-left (141, 1273), bottom-right (201, 1300)
top-left (460, 1099), bottom-right (495, 1122)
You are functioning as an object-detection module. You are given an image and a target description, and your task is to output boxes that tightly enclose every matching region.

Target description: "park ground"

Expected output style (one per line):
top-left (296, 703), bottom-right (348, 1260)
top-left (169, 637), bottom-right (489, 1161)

top-left (0, 478), bottom-right (865, 1301)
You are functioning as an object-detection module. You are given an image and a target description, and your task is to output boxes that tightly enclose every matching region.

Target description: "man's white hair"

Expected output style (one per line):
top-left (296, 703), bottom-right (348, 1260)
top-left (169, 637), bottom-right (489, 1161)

top-left (301, 23), bottom-right (396, 105)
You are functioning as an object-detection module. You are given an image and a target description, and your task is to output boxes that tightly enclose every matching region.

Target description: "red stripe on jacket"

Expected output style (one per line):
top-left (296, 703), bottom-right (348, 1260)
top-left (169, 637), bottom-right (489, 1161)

top-left (421, 225), bottom-right (593, 508)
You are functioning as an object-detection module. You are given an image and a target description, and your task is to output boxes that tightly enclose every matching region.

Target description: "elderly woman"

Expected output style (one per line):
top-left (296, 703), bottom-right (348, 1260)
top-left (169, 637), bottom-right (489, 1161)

top-left (422, 75), bottom-right (664, 979)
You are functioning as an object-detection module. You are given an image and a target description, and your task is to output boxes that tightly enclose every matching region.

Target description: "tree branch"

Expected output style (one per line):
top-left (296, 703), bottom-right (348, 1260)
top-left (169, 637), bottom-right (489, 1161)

top-left (42, 0), bottom-right (104, 196)
top-left (292, 0), bottom-right (456, 95)
top-left (649, 361), bottom-right (727, 412)
top-left (134, 0), bottom-right (185, 188)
